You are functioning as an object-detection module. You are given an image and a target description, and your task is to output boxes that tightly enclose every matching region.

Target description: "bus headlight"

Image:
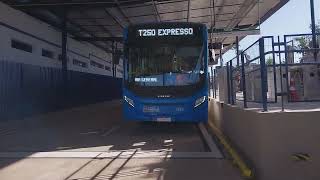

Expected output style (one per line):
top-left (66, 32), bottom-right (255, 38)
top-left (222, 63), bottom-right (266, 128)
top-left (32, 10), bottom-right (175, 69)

top-left (194, 96), bottom-right (206, 108)
top-left (124, 96), bottom-right (134, 107)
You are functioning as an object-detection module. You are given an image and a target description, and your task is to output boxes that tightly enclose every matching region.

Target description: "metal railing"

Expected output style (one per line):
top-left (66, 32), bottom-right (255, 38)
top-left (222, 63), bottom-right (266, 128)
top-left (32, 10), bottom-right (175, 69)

top-left (212, 33), bottom-right (320, 111)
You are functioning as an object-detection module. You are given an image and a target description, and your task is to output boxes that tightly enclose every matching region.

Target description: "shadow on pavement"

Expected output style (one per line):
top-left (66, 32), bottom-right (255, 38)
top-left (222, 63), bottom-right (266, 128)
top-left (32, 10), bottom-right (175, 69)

top-left (0, 101), bottom-right (232, 180)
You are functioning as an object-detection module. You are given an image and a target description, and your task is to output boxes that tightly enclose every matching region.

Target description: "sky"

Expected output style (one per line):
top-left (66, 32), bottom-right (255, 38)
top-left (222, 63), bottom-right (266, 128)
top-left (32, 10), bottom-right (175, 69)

top-left (221, 0), bottom-right (320, 63)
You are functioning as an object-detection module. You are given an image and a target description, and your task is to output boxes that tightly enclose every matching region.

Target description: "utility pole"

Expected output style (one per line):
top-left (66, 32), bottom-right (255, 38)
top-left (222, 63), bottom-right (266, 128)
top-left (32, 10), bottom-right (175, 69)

top-left (310, 0), bottom-right (318, 61)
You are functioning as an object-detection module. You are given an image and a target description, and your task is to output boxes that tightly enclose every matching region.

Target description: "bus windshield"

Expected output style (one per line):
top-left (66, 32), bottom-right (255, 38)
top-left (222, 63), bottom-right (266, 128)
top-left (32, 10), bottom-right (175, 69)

top-left (126, 45), bottom-right (205, 87)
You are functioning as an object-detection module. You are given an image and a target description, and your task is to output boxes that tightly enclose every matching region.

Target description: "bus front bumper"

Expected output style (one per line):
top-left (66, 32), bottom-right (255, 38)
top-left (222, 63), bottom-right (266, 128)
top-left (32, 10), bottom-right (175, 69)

top-left (123, 100), bottom-right (208, 122)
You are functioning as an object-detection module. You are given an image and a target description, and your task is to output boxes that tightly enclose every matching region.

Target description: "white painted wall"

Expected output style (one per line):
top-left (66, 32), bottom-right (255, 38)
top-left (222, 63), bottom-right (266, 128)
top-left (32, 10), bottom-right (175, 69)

top-left (0, 2), bottom-right (122, 78)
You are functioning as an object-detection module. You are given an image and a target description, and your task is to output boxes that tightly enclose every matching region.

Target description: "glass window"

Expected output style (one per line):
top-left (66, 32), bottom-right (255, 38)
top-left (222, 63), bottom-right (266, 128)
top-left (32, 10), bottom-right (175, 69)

top-left (73, 59), bottom-right (87, 68)
top-left (105, 66), bottom-right (111, 71)
top-left (127, 45), bottom-right (205, 87)
top-left (58, 54), bottom-right (70, 62)
top-left (42, 49), bottom-right (54, 59)
top-left (11, 40), bottom-right (32, 53)
top-left (90, 61), bottom-right (104, 69)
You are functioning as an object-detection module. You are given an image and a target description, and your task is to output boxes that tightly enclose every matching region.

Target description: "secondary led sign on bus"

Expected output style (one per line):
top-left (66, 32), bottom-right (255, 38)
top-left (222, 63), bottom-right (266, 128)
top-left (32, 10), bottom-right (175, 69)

top-left (138, 28), bottom-right (194, 37)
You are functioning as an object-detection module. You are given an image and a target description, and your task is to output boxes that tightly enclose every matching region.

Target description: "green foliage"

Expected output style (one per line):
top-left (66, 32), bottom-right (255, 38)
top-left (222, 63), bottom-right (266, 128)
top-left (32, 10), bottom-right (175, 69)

top-left (295, 37), bottom-right (309, 50)
top-left (294, 20), bottom-right (320, 50)
top-left (266, 57), bottom-right (273, 65)
top-left (309, 20), bottom-right (320, 33)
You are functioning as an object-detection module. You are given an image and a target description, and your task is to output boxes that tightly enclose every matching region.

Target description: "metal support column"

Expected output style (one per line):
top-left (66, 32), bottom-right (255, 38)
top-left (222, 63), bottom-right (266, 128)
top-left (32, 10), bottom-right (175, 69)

top-left (240, 53), bottom-right (247, 108)
top-left (234, 36), bottom-right (239, 105)
top-left (219, 48), bottom-right (223, 67)
top-left (230, 62), bottom-right (235, 105)
top-left (271, 37), bottom-right (277, 103)
top-left (214, 69), bottom-right (217, 99)
top-left (112, 41), bottom-right (115, 77)
top-left (284, 36), bottom-right (290, 102)
top-left (278, 36), bottom-right (285, 111)
top-left (236, 36), bottom-right (240, 67)
top-left (113, 42), bottom-right (118, 77)
top-left (259, 38), bottom-right (268, 111)
top-left (61, 7), bottom-right (68, 101)
top-left (226, 62), bottom-right (231, 104)
top-left (310, 0), bottom-right (318, 61)
top-left (211, 66), bottom-right (214, 97)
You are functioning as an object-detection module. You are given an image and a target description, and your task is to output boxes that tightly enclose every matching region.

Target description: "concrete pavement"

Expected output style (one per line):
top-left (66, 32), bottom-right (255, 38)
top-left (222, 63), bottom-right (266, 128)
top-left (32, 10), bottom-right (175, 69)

top-left (0, 101), bottom-right (243, 180)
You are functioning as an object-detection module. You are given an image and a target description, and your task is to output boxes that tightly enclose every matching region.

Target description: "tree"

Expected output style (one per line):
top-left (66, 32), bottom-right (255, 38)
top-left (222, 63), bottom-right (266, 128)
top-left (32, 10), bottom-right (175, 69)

top-left (309, 21), bottom-right (320, 34)
top-left (295, 20), bottom-right (320, 50)
top-left (295, 37), bottom-right (309, 50)
top-left (266, 57), bottom-right (273, 65)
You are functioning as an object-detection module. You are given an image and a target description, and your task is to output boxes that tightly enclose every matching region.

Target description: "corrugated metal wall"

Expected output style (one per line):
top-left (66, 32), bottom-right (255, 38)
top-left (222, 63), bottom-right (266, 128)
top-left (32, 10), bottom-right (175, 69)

top-left (0, 60), bottom-right (122, 121)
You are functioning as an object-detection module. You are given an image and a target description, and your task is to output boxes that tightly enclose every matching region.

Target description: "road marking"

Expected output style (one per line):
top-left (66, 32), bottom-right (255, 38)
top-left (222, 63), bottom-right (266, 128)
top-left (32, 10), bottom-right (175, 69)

top-left (0, 151), bottom-right (102, 158)
top-left (101, 126), bottom-right (120, 137)
top-left (0, 150), bottom-right (222, 159)
top-left (198, 123), bottom-right (223, 158)
top-left (79, 131), bottom-right (100, 135)
top-left (0, 128), bottom-right (17, 136)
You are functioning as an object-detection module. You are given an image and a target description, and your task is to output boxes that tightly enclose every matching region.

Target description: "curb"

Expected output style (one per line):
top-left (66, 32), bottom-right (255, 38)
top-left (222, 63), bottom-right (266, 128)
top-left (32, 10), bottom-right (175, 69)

top-left (208, 121), bottom-right (253, 178)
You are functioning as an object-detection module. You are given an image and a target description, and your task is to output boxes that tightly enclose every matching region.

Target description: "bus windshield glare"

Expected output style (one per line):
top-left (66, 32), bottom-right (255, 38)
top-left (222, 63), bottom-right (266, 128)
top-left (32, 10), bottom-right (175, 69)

top-left (126, 45), bottom-right (205, 87)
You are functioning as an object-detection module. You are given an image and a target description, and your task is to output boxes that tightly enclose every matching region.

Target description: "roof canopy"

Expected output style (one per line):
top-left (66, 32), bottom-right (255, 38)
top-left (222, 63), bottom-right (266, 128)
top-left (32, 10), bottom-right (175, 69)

top-left (3, 0), bottom-right (289, 56)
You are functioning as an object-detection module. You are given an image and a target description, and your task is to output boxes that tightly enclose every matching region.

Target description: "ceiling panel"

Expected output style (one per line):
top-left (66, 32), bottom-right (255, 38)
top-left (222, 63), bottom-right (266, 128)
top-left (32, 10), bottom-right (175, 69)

top-left (165, 18), bottom-right (188, 22)
top-left (156, 1), bottom-right (188, 13)
top-left (189, 8), bottom-right (211, 18)
top-left (160, 11), bottom-right (187, 21)
top-left (129, 15), bottom-right (157, 24)
top-left (3, 0), bottom-right (289, 53)
top-left (189, 16), bottom-right (211, 23)
top-left (189, 0), bottom-right (210, 9)
top-left (214, 21), bottom-right (229, 29)
top-left (122, 5), bottom-right (155, 17)
top-left (105, 7), bottom-right (130, 27)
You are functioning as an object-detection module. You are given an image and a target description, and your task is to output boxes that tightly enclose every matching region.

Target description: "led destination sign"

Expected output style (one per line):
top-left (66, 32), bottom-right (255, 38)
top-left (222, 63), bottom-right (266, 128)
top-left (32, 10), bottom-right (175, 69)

top-left (138, 28), bottom-right (194, 37)
top-left (127, 24), bottom-right (203, 43)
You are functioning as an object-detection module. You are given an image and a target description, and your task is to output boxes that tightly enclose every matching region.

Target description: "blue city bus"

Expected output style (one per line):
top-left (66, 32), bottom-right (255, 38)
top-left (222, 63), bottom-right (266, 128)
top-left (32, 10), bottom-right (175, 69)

top-left (122, 22), bottom-right (208, 122)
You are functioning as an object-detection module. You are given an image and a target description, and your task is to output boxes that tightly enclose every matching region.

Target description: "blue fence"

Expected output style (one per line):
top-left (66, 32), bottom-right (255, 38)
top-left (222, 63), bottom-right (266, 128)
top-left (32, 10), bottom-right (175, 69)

top-left (0, 60), bottom-right (122, 121)
top-left (217, 33), bottom-right (320, 111)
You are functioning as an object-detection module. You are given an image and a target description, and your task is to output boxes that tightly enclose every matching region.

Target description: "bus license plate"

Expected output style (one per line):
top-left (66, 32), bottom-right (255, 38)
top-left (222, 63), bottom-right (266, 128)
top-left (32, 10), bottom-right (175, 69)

top-left (156, 117), bottom-right (172, 122)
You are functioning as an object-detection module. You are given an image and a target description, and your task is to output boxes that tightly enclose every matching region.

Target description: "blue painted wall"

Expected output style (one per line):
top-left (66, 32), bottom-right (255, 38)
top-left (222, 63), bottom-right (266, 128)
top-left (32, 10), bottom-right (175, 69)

top-left (0, 60), bottom-right (122, 121)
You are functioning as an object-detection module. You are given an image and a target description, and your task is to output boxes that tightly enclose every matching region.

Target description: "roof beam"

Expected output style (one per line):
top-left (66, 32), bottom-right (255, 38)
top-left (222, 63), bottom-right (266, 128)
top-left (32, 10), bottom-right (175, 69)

top-left (187, 0), bottom-right (191, 22)
top-left (152, 0), bottom-right (161, 22)
top-left (210, 0), bottom-right (215, 30)
top-left (226, 0), bottom-right (258, 29)
top-left (8, 0), bottom-right (155, 8)
top-left (42, 9), bottom-right (112, 52)
top-left (219, 0), bottom-right (258, 46)
top-left (163, 15), bottom-right (257, 23)
top-left (67, 18), bottom-right (113, 52)
top-left (73, 37), bottom-right (123, 42)
top-left (9, 2), bottom-right (120, 51)
top-left (103, 9), bottom-right (125, 29)
top-left (79, 10), bottom-right (115, 37)
top-left (260, 0), bottom-right (289, 23)
top-left (62, 10), bottom-right (234, 22)
top-left (125, 10), bottom-right (234, 19)
top-left (212, 0), bottom-right (227, 28)
top-left (122, 1), bottom-right (242, 10)
top-left (113, 0), bottom-right (132, 25)
top-left (209, 24), bottom-right (259, 33)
